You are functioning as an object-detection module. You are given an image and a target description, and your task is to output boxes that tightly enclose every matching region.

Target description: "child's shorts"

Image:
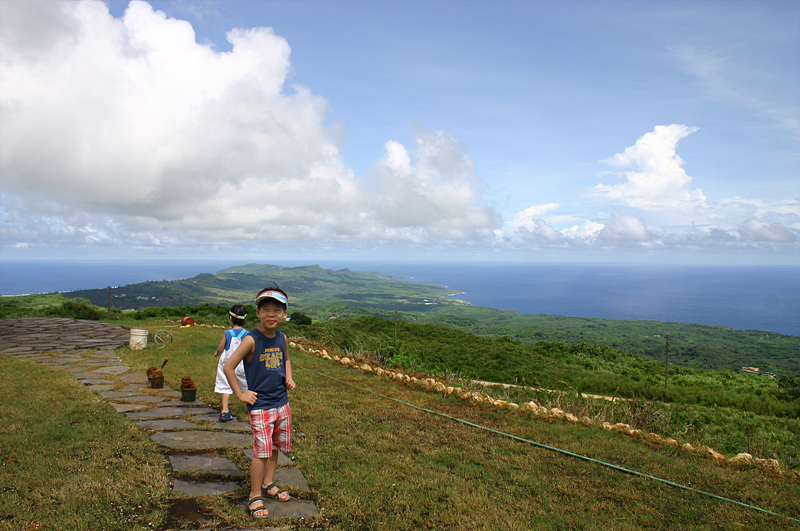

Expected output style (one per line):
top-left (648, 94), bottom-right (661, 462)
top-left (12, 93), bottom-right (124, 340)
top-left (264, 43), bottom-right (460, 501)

top-left (249, 403), bottom-right (292, 459)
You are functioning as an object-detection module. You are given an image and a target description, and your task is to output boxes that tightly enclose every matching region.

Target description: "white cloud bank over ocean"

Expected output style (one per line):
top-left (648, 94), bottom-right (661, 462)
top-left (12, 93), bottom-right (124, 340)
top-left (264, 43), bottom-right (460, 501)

top-left (1, 0), bottom-right (798, 263)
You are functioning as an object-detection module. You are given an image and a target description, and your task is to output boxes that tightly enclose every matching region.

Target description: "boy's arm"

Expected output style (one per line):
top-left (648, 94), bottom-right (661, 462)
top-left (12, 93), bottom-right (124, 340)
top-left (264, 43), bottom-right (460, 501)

top-left (223, 335), bottom-right (257, 405)
top-left (283, 336), bottom-right (295, 391)
top-left (285, 357), bottom-right (295, 391)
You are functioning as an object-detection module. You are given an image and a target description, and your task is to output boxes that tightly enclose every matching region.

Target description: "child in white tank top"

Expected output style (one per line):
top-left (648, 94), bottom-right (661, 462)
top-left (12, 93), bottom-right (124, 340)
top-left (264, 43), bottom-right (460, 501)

top-left (214, 304), bottom-right (249, 421)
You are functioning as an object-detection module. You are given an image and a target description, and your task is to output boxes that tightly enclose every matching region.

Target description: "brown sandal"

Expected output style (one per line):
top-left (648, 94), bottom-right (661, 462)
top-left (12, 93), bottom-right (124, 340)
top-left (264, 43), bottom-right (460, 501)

top-left (248, 496), bottom-right (269, 518)
top-left (262, 482), bottom-right (291, 502)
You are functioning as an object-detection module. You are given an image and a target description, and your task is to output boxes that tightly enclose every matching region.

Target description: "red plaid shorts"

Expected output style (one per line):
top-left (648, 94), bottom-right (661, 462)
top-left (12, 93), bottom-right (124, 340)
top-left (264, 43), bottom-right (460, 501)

top-left (248, 403), bottom-right (292, 458)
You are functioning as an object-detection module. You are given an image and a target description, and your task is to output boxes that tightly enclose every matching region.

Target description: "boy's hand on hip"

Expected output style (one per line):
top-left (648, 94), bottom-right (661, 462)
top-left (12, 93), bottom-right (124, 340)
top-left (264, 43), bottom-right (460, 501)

top-left (238, 390), bottom-right (258, 405)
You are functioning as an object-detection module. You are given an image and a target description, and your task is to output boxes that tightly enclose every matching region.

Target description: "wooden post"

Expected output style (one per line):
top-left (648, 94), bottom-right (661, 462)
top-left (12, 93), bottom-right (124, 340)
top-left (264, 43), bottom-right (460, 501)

top-left (664, 333), bottom-right (669, 388)
top-left (394, 311), bottom-right (398, 341)
top-left (107, 286), bottom-right (111, 311)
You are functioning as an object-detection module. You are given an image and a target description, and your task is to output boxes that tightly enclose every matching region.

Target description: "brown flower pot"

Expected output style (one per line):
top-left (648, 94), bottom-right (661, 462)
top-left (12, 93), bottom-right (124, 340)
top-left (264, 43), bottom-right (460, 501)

top-left (180, 389), bottom-right (197, 402)
top-left (148, 376), bottom-right (164, 389)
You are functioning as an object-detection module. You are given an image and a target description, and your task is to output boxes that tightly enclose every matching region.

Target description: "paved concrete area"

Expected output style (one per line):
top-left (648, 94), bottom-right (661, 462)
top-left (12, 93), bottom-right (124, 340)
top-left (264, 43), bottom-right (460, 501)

top-left (0, 318), bottom-right (317, 528)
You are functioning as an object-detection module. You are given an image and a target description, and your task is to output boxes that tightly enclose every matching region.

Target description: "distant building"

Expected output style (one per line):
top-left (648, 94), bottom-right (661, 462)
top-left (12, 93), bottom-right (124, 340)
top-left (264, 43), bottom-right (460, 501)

top-left (741, 366), bottom-right (760, 374)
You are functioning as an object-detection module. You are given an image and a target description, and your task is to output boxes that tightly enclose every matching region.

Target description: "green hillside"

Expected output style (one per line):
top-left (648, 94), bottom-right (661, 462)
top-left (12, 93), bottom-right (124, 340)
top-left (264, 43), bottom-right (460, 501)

top-left (4, 262), bottom-right (797, 377)
top-left (63, 263), bottom-right (459, 313)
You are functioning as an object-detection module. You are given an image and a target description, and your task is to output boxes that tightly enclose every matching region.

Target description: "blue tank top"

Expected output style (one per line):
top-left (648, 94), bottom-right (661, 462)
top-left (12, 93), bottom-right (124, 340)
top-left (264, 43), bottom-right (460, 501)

top-left (243, 328), bottom-right (288, 412)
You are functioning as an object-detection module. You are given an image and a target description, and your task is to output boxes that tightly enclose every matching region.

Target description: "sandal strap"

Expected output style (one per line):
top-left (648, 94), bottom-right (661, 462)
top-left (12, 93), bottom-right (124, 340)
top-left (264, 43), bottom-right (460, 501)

top-left (248, 496), bottom-right (269, 517)
top-left (263, 483), bottom-right (290, 501)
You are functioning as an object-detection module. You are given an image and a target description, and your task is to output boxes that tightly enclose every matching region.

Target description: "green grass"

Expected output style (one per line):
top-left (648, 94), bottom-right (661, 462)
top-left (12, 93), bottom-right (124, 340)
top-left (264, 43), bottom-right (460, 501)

top-left (0, 356), bottom-right (170, 531)
top-left (289, 350), bottom-right (800, 530)
top-left (2, 318), bottom-right (799, 530)
top-left (118, 321), bottom-right (800, 528)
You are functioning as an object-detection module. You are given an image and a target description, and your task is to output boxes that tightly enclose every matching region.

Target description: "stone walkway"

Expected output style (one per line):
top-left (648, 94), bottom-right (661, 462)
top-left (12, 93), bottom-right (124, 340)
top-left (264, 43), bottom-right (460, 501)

top-left (0, 318), bottom-right (317, 529)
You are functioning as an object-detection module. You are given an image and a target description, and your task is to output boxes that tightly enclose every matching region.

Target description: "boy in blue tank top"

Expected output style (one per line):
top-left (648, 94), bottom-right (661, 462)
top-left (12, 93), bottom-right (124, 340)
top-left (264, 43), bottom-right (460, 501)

top-left (223, 285), bottom-right (295, 519)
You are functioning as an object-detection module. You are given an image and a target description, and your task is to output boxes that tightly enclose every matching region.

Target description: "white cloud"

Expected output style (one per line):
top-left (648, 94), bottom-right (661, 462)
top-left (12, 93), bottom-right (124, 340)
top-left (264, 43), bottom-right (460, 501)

top-left (594, 125), bottom-right (706, 210)
top-left (0, 0), bottom-right (497, 252)
top-left (739, 218), bottom-right (797, 243)
top-left (0, 2), bottom-right (796, 261)
top-left (517, 219), bottom-right (566, 246)
top-left (362, 131), bottom-right (500, 239)
top-left (561, 221), bottom-right (604, 242)
top-left (508, 209), bottom-right (651, 248)
top-left (501, 123), bottom-right (799, 254)
top-left (596, 211), bottom-right (650, 243)
top-left (508, 202), bottom-right (560, 230)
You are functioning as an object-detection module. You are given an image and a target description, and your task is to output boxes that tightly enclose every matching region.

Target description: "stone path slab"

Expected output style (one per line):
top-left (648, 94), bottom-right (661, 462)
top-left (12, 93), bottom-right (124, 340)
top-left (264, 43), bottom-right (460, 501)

top-left (174, 478), bottom-right (242, 497)
top-left (137, 418), bottom-right (199, 431)
top-left (88, 384), bottom-right (116, 392)
top-left (0, 318), bottom-right (131, 354)
top-left (170, 455), bottom-right (244, 476)
top-left (81, 378), bottom-right (114, 385)
top-left (115, 394), bottom-right (173, 403)
top-left (152, 430), bottom-right (254, 450)
top-left (274, 467), bottom-right (310, 491)
top-left (73, 371), bottom-right (109, 379)
top-left (94, 364), bottom-right (132, 375)
top-left (99, 390), bottom-right (138, 398)
top-left (0, 318), bottom-right (318, 523)
top-left (119, 371), bottom-right (149, 383)
top-left (210, 421), bottom-right (252, 433)
top-left (111, 403), bottom-right (149, 413)
top-left (125, 406), bottom-right (215, 420)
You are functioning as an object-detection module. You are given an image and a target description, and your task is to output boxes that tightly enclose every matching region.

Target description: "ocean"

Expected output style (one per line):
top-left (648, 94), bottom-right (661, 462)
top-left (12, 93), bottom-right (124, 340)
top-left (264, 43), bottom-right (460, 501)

top-left (1, 260), bottom-right (798, 336)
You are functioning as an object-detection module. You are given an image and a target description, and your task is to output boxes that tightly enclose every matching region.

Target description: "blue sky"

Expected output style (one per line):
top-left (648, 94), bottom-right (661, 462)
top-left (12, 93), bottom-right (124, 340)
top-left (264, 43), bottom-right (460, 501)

top-left (1, 0), bottom-right (798, 264)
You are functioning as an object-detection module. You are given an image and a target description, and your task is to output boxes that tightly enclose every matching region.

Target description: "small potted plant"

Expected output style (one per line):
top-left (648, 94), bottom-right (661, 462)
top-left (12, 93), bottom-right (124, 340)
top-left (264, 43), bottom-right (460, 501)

top-left (180, 376), bottom-right (197, 402)
top-left (146, 359), bottom-right (168, 388)
top-left (146, 366), bottom-right (164, 389)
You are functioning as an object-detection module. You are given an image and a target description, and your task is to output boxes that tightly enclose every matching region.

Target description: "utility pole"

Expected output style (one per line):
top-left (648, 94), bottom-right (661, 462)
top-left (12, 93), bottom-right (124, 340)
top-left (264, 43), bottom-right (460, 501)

top-left (664, 333), bottom-right (669, 388)
top-left (107, 286), bottom-right (112, 311)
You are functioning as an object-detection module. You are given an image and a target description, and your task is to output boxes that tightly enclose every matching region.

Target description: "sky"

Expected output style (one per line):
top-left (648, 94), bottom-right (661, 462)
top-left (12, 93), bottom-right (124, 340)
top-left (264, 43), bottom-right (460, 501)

top-left (1, 0), bottom-right (798, 265)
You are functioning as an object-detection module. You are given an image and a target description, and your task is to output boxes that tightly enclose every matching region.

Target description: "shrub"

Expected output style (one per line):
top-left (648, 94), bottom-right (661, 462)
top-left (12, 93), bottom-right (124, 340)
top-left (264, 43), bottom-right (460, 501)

top-left (56, 299), bottom-right (101, 320)
top-left (778, 376), bottom-right (800, 400)
top-left (290, 311), bottom-right (312, 325)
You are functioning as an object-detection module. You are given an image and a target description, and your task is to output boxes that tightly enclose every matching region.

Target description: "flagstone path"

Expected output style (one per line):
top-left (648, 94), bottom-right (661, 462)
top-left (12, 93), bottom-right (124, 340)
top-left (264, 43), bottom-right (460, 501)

top-left (0, 318), bottom-right (317, 529)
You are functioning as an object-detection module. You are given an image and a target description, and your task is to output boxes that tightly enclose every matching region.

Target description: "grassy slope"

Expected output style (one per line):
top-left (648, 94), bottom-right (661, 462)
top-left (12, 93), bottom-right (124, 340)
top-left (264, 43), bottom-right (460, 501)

top-left (122, 321), bottom-right (800, 529)
top-left (291, 351), bottom-right (800, 530)
top-left (2, 318), bottom-right (798, 529)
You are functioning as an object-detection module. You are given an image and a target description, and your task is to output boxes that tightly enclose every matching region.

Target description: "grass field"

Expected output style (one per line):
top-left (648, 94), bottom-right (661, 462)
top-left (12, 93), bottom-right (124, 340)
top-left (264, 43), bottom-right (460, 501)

top-left (1, 319), bottom-right (798, 530)
top-left (0, 356), bottom-right (169, 530)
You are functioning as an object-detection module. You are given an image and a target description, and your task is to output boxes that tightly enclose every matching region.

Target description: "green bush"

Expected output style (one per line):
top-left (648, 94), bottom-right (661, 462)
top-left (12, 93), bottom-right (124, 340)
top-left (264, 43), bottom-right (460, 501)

top-left (778, 376), bottom-right (800, 400)
top-left (55, 299), bottom-right (101, 320)
top-left (290, 311), bottom-right (312, 325)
